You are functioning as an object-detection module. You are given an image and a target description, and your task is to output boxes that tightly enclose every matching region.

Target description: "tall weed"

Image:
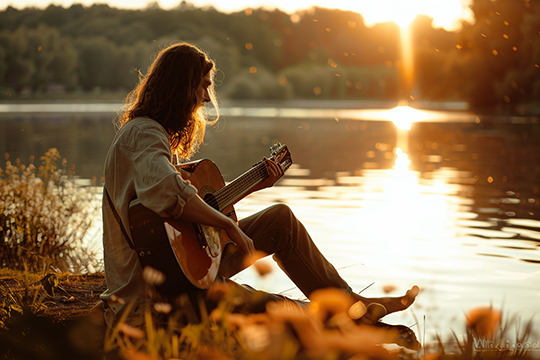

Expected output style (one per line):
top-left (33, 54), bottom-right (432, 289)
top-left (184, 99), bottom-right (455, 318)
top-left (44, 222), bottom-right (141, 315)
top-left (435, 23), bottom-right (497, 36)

top-left (0, 148), bottom-right (98, 273)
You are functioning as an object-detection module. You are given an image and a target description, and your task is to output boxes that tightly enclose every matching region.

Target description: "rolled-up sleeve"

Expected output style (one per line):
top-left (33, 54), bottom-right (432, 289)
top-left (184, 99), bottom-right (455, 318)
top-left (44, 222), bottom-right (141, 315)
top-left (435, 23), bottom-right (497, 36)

top-left (128, 124), bottom-right (197, 218)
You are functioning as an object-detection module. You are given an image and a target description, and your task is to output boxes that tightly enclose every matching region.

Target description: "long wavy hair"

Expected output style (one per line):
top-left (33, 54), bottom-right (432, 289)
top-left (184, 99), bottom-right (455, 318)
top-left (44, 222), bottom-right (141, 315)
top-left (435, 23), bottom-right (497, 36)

top-left (118, 43), bottom-right (218, 159)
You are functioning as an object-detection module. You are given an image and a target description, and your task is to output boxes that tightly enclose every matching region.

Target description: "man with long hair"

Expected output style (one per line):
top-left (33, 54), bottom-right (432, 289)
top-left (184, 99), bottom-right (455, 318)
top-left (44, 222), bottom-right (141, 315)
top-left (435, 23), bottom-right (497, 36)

top-left (101, 42), bottom-right (419, 332)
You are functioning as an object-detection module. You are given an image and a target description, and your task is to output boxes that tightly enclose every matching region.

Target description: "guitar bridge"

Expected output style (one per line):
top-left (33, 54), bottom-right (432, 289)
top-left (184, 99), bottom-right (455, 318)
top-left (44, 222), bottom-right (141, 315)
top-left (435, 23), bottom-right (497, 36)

top-left (193, 223), bottom-right (207, 249)
top-left (193, 223), bottom-right (221, 258)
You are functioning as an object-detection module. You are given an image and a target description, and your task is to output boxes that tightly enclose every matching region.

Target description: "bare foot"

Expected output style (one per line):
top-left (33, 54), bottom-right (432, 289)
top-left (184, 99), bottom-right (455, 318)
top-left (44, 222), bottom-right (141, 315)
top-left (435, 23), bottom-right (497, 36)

top-left (369, 322), bottom-right (421, 350)
top-left (354, 285), bottom-right (419, 318)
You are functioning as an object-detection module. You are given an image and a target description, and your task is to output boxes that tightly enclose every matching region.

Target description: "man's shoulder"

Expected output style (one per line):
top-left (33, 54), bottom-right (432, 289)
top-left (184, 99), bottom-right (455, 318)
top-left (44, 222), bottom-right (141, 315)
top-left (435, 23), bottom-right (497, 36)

top-left (120, 117), bottom-right (168, 140)
top-left (115, 117), bottom-right (168, 151)
top-left (124, 117), bottom-right (166, 133)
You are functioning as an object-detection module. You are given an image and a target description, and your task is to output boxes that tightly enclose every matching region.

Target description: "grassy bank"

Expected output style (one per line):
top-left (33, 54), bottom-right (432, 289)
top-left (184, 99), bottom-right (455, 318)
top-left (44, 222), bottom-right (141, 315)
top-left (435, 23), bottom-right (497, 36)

top-left (0, 269), bottom-right (106, 321)
top-left (1, 268), bottom-right (537, 360)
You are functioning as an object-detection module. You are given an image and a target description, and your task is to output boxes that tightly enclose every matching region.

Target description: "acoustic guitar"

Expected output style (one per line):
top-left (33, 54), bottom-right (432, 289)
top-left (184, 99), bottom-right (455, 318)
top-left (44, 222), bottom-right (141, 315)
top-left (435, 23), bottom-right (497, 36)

top-left (128, 143), bottom-right (292, 295)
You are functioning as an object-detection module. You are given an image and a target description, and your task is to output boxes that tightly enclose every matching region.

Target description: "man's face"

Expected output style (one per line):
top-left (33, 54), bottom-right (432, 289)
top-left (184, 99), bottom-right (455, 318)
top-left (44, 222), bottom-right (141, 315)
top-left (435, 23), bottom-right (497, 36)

top-left (196, 72), bottom-right (212, 105)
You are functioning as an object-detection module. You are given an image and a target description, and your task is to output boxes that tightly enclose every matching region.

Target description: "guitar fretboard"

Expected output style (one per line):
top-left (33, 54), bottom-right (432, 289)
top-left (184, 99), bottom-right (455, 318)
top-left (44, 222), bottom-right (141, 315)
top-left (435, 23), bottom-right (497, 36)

top-left (209, 161), bottom-right (269, 211)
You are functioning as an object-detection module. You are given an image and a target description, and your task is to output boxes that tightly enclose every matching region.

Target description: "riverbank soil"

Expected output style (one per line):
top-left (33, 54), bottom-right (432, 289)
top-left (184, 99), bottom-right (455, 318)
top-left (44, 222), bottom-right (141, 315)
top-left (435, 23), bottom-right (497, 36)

top-left (0, 272), bottom-right (106, 321)
top-left (0, 272), bottom-right (108, 359)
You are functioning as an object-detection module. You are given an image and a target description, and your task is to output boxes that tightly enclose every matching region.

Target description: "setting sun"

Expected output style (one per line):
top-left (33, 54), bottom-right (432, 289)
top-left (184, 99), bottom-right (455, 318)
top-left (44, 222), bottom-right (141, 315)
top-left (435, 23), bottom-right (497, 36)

top-left (350, 0), bottom-right (474, 29)
top-left (187, 0), bottom-right (473, 30)
top-left (3, 0), bottom-right (474, 31)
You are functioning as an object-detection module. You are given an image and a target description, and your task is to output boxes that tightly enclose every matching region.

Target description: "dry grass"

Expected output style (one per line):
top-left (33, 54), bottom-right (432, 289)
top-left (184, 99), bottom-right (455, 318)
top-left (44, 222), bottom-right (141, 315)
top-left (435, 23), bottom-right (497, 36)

top-left (0, 149), bottom-right (99, 273)
top-left (0, 269), bottom-right (537, 360)
top-left (101, 268), bottom-right (538, 360)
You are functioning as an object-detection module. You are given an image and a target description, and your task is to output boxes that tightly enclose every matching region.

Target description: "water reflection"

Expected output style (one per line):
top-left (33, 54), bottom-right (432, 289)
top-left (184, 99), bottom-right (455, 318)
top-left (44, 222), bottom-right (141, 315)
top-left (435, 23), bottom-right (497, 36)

top-left (1, 105), bottom-right (539, 337)
top-left (231, 113), bottom-right (540, 337)
top-left (239, 150), bottom-right (540, 336)
top-left (386, 105), bottom-right (422, 130)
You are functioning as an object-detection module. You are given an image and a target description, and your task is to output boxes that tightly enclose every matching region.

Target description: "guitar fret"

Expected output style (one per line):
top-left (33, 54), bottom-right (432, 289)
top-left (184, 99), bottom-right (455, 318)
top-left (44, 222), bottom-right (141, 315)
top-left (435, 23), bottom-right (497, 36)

top-left (214, 163), bottom-right (268, 210)
top-left (216, 168), bottom-right (267, 206)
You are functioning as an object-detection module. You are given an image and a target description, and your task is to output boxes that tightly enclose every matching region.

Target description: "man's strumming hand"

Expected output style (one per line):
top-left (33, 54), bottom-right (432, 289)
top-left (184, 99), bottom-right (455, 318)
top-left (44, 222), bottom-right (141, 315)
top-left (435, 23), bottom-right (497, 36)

top-left (222, 218), bottom-right (255, 255)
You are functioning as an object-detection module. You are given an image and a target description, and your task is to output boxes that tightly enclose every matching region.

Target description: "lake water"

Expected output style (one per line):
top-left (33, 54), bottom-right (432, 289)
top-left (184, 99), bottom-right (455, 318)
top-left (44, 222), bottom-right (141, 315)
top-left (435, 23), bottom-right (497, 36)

top-left (1, 101), bottom-right (539, 344)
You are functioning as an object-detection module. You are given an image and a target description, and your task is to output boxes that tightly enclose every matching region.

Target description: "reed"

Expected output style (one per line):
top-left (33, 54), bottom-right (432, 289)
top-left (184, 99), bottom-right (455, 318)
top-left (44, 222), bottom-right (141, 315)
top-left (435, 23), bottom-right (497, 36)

top-left (0, 149), bottom-right (98, 274)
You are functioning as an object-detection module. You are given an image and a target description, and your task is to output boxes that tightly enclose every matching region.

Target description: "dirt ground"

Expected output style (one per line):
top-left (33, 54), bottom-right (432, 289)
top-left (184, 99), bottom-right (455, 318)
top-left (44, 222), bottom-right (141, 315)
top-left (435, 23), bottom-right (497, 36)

top-left (0, 272), bottom-right (107, 322)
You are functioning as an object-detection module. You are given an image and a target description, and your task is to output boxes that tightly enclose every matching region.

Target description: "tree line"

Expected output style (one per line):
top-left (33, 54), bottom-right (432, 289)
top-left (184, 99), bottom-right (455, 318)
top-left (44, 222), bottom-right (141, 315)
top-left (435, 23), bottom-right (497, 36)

top-left (0, 0), bottom-right (538, 111)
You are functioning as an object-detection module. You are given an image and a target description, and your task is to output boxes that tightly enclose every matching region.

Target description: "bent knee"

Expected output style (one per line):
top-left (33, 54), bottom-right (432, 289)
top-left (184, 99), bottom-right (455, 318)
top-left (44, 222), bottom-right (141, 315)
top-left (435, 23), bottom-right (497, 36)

top-left (267, 203), bottom-right (294, 221)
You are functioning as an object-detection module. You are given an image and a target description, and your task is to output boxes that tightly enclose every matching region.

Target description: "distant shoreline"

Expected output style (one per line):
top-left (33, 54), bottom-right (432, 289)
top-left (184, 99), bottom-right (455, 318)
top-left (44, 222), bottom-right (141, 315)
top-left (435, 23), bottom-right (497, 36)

top-left (0, 98), bottom-right (466, 110)
top-left (2, 98), bottom-right (539, 118)
top-left (0, 100), bottom-right (479, 124)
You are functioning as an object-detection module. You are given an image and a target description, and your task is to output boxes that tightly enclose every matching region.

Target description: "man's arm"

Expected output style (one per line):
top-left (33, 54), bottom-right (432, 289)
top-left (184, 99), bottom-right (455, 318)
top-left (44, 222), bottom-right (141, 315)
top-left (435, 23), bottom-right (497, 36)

top-left (232, 158), bottom-right (284, 205)
top-left (180, 157), bottom-right (283, 255)
top-left (180, 194), bottom-right (256, 255)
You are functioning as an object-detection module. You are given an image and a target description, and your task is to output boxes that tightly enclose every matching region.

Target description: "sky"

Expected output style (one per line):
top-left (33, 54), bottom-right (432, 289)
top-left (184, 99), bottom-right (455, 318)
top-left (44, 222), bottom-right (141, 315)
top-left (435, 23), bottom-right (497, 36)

top-left (2, 0), bottom-right (475, 31)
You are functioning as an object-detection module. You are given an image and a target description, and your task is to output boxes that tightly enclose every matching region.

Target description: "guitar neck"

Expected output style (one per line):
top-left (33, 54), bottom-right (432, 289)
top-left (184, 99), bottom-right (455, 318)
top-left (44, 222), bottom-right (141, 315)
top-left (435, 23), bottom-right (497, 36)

top-left (213, 162), bottom-right (268, 211)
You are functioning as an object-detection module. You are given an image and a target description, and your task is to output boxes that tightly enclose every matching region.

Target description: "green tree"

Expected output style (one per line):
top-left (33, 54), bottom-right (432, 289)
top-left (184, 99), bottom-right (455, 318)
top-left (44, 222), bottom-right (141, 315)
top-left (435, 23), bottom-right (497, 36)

top-left (445, 0), bottom-right (533, 108)
top-left (24, 24), bottom-right (78, 90)
top-left (75, 36), bottom-right (119, 90)
top-left (410, 15), bottom-right (458, 101)
top-left (0, 24), bottom-right (78, 91)
top-left (0, 28), bottom-right (34, 90)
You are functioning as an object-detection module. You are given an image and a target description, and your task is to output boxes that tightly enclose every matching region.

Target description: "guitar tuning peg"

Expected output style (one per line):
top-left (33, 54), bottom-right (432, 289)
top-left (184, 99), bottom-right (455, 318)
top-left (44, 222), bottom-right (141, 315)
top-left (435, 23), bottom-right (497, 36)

top-left (270, 143), bottom-right (282, 153)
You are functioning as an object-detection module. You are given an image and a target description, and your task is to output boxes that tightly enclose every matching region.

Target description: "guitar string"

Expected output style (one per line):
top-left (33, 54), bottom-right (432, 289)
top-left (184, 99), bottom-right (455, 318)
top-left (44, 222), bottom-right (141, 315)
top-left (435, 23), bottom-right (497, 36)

top-left (210, 167), bottom-right (264, 208)
top-left (215, 164), bottom-right (268, 207)
top-left (215, 154), bottom-right (291, 208)
top-left (213, 163), bottom-right (269, 210)
top-left (210, 175), bottom-right (263, 210)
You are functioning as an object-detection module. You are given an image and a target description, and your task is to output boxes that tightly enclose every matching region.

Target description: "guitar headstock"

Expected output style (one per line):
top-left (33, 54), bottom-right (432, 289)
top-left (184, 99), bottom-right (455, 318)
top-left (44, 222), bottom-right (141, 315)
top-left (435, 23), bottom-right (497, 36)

top-left (269, 143), bottom-right (293, 172)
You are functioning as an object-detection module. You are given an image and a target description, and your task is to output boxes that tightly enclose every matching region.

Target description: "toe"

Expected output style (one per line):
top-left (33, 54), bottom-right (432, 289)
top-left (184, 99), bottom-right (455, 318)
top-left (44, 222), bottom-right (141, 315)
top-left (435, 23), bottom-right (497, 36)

top-left (401, 286), bottom-right (420, 306)
top-left (373, 322), bottom-right (421, 351)
top-left (360, 303), bottom-right (387, 325)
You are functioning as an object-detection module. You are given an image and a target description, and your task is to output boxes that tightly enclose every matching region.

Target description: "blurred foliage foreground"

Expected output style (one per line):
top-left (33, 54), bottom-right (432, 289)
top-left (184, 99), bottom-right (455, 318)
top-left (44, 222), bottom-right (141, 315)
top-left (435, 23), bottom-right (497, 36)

top-left (0, 148), bottom-right (99, 273)
top-left (1, 262), bottom-right (537, 360)
top-left (0, 150), bottom-right (537, 359)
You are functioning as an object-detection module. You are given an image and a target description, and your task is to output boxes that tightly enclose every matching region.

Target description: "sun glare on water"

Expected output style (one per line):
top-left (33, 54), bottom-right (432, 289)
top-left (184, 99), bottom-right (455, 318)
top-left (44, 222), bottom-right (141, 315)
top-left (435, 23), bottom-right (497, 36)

top-left (384, 105), bottom-right (428, 130)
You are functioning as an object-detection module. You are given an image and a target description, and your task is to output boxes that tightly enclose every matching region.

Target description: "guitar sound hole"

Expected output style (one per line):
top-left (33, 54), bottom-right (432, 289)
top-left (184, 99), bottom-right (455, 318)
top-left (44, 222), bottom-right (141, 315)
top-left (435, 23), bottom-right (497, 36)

top-left (203, 193), bottom-right (219, 211)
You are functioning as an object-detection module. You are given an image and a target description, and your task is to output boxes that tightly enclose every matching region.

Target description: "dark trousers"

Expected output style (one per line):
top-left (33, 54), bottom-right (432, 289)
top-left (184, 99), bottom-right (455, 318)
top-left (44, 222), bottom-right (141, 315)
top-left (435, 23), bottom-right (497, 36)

top-left (212, 203), bottom-right (353, 312)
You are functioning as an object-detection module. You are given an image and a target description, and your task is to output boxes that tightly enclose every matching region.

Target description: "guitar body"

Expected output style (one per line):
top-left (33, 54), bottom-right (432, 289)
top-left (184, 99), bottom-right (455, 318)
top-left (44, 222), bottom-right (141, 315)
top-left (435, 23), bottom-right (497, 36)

top-left (129, 159), bottom-right (234, 294)
top-left (128, 144), bottom-right (292, 295)
top-left (171, 160), bottom-right (236, 288)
